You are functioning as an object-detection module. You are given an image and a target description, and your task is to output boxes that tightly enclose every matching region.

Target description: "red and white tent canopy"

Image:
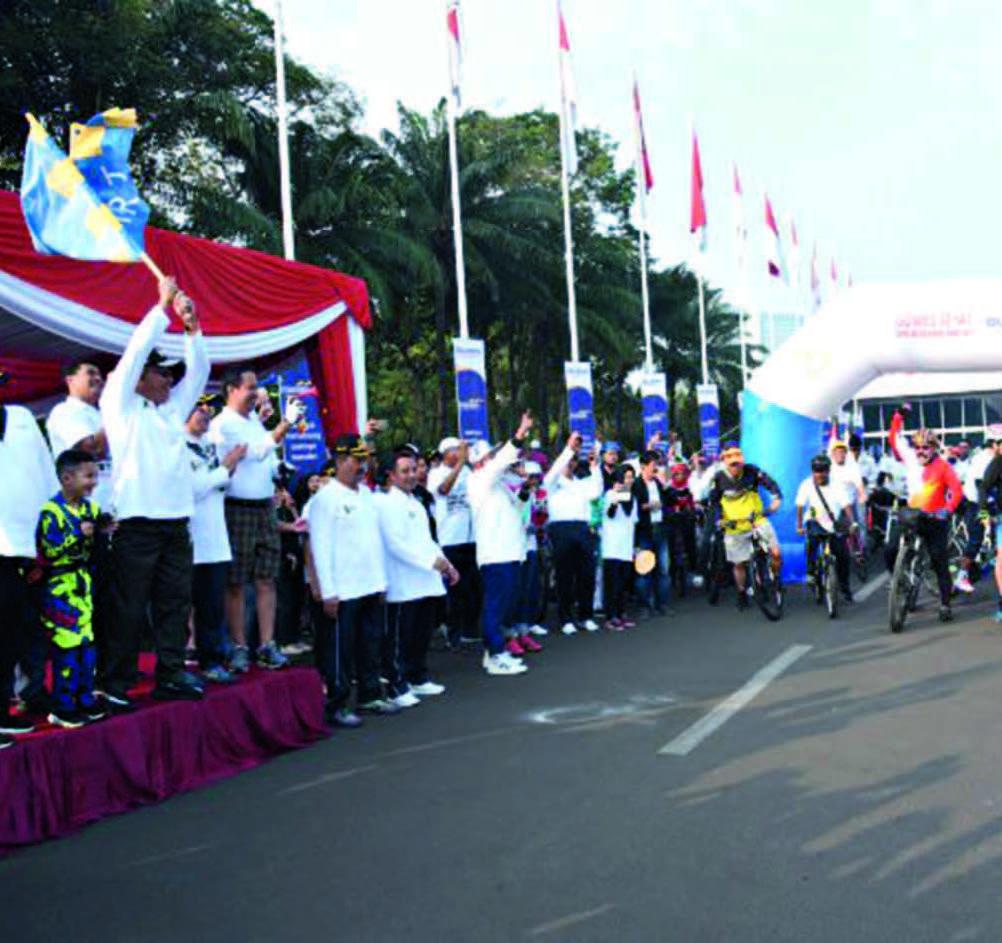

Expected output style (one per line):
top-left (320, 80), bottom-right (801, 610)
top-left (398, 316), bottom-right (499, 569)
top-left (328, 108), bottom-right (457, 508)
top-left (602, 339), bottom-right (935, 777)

top-left (0, 190), bottom-right (371, 438)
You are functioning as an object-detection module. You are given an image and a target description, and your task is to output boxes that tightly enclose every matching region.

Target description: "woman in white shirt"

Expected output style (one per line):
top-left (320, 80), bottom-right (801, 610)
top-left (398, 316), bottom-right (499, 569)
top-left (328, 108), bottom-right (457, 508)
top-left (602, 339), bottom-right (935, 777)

top-left (602, 466), bottom-right (639, 630)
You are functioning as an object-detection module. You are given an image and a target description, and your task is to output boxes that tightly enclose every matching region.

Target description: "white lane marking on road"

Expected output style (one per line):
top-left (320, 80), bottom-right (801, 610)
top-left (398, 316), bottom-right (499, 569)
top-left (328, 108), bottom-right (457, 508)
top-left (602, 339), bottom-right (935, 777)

top-left (379, 726), bottom-right (515, 757)
top-left (130, 843), bottom-right (215, 867)
top-left (527, 904), bottom-right (614, 936)
top-left (855, 571), bottom-right (889, 603)
top-left (658, 644), bottom-right (813, 756)
top-left (277, 764), bottom-right (377, 796)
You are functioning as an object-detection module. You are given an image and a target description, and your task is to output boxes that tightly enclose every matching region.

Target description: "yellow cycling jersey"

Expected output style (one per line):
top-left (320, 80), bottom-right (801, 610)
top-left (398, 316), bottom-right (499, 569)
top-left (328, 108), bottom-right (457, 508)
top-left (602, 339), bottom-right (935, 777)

top-left (721, 491), bottom-right (764, 533)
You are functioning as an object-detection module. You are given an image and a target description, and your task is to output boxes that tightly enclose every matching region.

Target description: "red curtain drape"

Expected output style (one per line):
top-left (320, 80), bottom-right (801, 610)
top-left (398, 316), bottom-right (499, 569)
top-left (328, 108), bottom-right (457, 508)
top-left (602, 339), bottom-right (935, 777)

top-left (0, 356), bottom-right (65, 404)
top-left (306, 317), bottom-right (358, 438)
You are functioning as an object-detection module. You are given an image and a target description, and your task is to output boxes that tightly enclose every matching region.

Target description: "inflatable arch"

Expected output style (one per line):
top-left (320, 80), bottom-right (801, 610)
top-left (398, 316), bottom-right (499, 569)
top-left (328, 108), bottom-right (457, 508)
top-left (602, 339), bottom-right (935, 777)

top-left (741, 280), bottom-right (1002, 579)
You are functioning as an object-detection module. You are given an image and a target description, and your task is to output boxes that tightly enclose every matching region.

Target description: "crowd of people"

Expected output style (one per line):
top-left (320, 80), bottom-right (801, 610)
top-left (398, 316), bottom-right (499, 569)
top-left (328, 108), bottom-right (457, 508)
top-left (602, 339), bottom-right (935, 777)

top-left (2, 277), bottom-right (1001, 748)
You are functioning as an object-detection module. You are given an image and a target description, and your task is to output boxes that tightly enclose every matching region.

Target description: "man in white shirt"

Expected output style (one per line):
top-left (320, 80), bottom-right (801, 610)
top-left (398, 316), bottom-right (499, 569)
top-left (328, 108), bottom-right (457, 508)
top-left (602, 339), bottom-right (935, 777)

top-left (544, 432), bottom-right (603, 635)
top-left (829, 439), bottom-right (866, 525)
top-left (376, 450), bottom-right (458, 708)
top-left (796, 454), bottom-right (853, 602)
top-left (99, 277), bottom-right (210, 708)
top-left (849, 435), bottom-right (878, 494)
top-left (308, 434), bottom-right (400, 724)
top-left (467, 412), bottom-right (534, 676)
top-left (0, 395), bottom-right (60, 738)
top-left (186, 398), bottom-right (246, 682)
top-left (427, 437), bottom-right (481, 647)
top-left (209, 370), bottom-right (303, 672)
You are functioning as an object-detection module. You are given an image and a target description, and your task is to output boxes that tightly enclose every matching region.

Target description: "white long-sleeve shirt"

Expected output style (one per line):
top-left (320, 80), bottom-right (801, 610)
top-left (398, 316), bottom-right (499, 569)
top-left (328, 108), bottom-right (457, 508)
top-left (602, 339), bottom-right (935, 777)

top-left (467, 440), bottom-right (528, 567)
top-left (602, 491), bottom-right (638, 562)
top-left (186, 433), bottom-right (232, 565)
top-left (47, 396), bottom-right (114, 512)
top-left (375, 486), bottom-right (447, 603)
top-left (307, 478), bottom-right (387, 602)
top-left (544, 447), bottom-right (602, 523)
top-left (0, 405), bottom-right (60, 558)
top-left (100, 306), bottom-right (209, 521)
top-left (208, 407), bottom-right (278, 501)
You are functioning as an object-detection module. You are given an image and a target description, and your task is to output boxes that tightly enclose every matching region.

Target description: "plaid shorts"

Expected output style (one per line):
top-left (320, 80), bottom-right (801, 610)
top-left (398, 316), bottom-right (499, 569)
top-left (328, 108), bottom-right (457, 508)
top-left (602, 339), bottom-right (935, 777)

top-left (225, 500), bottom-right (281, 584)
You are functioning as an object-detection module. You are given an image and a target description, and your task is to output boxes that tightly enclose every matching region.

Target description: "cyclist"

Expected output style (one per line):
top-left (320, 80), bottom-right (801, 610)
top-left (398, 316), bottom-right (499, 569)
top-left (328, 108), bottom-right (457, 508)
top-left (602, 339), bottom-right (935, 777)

top-left (828, 438), bottom-right (866, 526)
top-left (888, 408), bottom-right (963, 622)
top-left (977, 438), bottom-right (1002, 622)
top-left (796, 454), bottom-right (853, 602)
top-left (706, 444), bottom-right (782, 610)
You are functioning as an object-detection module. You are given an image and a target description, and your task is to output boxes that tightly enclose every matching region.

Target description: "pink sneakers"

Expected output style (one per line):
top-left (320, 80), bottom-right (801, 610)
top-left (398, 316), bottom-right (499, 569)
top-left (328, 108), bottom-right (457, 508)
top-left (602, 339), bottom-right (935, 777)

top-left (620, 617), bottom-right (637, 629)
top-left (519, 634), bottom-right (543, 653)
top-left (606, 618), bottom-right (625, 632)
top-left (505, 637), bottom-right (527, 657)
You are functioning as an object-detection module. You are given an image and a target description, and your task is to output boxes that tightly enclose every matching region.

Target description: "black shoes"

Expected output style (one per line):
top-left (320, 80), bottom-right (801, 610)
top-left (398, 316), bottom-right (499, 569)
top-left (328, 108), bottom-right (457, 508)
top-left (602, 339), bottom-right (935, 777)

top-left (0, 713), bottom-right (35, 735)
top-left (100, 688), bottom-right (137, 713)
top-left (939, 605), bottom-right (953, 623)
top-left (152, 671), bottom-right (205, 701)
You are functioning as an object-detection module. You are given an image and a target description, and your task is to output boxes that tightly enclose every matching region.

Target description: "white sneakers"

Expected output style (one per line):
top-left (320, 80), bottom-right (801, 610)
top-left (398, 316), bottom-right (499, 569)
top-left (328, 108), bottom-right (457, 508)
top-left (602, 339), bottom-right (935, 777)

top-left (953, 571), bottom-right (974, 594)
top-left (561, 622), bottom-right (578, 636)
top-left (410, 681), bottom-right (446, 696)
top-left (392, 690), bottom-right (421, 709)
top-left (581, 619), bottom-right (600, 633)
top-left (483, 651), bottom-right (528, 675)
top-left (528, 624), bottom-right (548, 637)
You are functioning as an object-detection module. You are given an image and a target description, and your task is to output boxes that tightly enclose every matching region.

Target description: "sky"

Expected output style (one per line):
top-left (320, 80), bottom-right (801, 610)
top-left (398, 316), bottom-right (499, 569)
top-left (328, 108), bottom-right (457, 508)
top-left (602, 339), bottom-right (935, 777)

top-left (262, 0), bottom-right (1002, 316)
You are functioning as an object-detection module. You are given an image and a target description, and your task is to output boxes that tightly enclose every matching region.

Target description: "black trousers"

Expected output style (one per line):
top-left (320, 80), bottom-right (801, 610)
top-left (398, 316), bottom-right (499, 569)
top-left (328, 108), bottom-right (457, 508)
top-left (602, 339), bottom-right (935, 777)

top-left (919, 516), bottom-right (953, 605)
top-left (602, 559), bottom-right (632, 620)
top-left (106, 517), bottom-right (192, 691)
top-left (192, 561), bottom-right (229, 669)
top-left (276, 559), bottom-right (305, 646)
top-left (313, 592), bottom-right (384, 708)
top-left (384, 597), bottom-right (438, 694)
top-left (309, 595), bottom-right (352, 711)
top-left (443, 543), bottom-right (481, 644)
top-left (549, 521), bottom-right (596, 624)
top-left (0, 556), bottom-right (43, 712)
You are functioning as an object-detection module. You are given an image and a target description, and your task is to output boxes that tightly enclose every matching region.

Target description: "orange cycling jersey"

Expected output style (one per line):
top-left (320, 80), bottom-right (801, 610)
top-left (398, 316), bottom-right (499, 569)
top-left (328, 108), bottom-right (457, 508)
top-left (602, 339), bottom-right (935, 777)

top-left (888, 412), bottom-right (963, 516)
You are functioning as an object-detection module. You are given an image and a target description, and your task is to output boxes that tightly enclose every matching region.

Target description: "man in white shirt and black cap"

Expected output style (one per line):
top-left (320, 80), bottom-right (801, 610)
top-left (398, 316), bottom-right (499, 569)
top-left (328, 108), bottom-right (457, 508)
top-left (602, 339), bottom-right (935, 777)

top-left (376, 449), bottom-right (458, 708)
top-left (0, 377), bottom-right (60, 741)
top-left (467, 411), bottom-right (534, 676)
top-left (210, 371), bottom-right (304, 672)
top-left (427, 436), bottom-right (481, 647)
top-left (99, 276), bottom-right (210, 708)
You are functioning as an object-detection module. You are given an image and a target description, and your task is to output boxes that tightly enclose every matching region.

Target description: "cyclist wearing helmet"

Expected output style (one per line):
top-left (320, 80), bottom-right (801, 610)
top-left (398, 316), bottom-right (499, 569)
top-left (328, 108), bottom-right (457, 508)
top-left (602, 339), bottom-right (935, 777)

top-left (888, 407), bottom-right (963, 621)
top-left (706, 445), bottom-right (782, 610)
top-left (796, 454), bottom-right (854, 602)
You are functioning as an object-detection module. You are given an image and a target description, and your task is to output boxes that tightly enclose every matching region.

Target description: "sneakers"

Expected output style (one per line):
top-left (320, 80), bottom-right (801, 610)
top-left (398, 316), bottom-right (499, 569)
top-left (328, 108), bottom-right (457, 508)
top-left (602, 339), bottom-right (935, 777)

top-left (736, 593), bottom-right (749, 611)
top-left (581, 619), bottom-right (600, 633)
top-left (505, 637), bottom-right (526, 657)
top-left (482, 650), bottom-right (524, 670)
top-left (358, 698), bottom-right (403, 715)
top-left (939, 605), bottom-right (954, 623)
top-left (80, 701), bottom-right (108, 723)
top-left (484, 653), bottom-right (528, 675)
top-left (606, 618), bottom-right (624, 632)
top-left (620, 617), bottom-right (637, 629)
top-left (229, 646), bottom-right (251, 674)
top-left (280, 641), bottom-right (313, 656)
top-left (47, 708), bottom-right (87, 729)
top-left (995, 608), bottom-right (1002, 624)
top-left (152, 671), bottom-right (205, 701)
top-left (257, 642), bottom-right (290, 670)
top-left (391, 690), bottom-right (421, 709)
top-left (0, 713), bottom-right (35, 735)
top-left (954, 571), bottom-right (974, 594)
top-left (410, 681), bottom-right (446, 696)
top-left (560, 622), bottom-right (578, 636)
top-left (528, 624), bottom-right (549, 637)
top-left (203, 664), bottom-right (236, 684)
top-left (519, 634), bottom-right (543, 653)
top-left (329, 707), bottom-right (363, 728)
top-left (0, 733), bottom-right (12, 750)
top-left (99, 688), bottom-right (136, 713)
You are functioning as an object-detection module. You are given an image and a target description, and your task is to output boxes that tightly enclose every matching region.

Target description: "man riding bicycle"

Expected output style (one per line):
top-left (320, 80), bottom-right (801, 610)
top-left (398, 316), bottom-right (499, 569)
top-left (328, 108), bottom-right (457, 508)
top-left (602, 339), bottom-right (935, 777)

top-left (706, 445), bottom-right (782, 610)
top-left (888, 408), bottom-right (963, 622)
top-left (796, 454), bottom-right (853, 603)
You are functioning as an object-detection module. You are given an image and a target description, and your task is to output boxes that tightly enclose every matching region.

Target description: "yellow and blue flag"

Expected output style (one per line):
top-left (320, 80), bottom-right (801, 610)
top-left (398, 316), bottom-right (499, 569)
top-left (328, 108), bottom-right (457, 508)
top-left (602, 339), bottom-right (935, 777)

top-left (20, 109), bottom-right (149, 262)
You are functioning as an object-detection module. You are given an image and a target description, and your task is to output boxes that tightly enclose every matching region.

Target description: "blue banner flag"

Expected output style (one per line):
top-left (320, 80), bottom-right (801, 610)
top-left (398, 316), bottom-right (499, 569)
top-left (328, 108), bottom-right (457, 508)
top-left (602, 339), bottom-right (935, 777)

top-left (453, 338), bottom-right (489, 443)
top-left (696, 382), bottom-right (721, 461)
top-left (21, 109), bottom-right (148, 262)
top-left (641, 371), bottom-right (669, 451)
top-left (564, 361), bottom-right (596, 453)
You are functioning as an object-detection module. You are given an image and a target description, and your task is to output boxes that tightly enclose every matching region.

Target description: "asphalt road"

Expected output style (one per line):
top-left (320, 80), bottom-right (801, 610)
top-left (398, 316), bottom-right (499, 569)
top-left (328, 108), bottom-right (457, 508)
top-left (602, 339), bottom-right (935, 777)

top-left (5, 575), bottom-right (1002, 942)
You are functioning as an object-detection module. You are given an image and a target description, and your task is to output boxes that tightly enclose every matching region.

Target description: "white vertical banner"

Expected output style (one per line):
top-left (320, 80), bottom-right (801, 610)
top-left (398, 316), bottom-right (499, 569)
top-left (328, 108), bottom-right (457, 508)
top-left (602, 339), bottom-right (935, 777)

top-left (453, 336), bottom-right (488, 442)
top-left (696, 382), bottom-right (721, 461)
top-left (564, 360), bottom-right (595, 452)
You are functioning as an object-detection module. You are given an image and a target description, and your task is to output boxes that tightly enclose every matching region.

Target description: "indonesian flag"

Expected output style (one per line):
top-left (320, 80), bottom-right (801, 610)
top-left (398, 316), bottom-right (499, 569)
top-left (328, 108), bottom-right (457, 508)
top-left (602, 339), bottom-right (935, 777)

top-left (557, 1), bottom-right (578, 176)
top-left (446, 1), bottom-right (462, 109)
top-left (788, 217), bottom-right (801, 290)
top-left (732, 164), bottom-right (746, 270)
top-left (764, 194), bottom-right (787, 280)
top-left (810, 242), bottom-right (821, 309)
top-left (830, 257), bottom-right (839, 286)
top-left (632, 79), bottom-right (653, 194)
top-left (690, 131), bottom-right (707, 251)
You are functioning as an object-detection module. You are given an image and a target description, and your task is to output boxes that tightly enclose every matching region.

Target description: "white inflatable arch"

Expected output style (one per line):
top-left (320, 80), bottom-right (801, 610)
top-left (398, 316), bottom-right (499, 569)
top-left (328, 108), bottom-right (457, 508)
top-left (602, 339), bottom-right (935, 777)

top-left (742, 280), bottom-right (1002, 578)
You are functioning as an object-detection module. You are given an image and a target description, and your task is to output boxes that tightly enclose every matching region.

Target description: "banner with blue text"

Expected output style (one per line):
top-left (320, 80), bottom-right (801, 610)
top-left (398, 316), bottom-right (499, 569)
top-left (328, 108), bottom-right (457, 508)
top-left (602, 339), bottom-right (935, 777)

top-left (696, 382), bottom-right (720, 461)
top-left (279, 359), bottom-right (326, 475)
top-left (564, 361), bottom-right (596, 452)
top-left (453, 337), bottom-right (489, 443)
top-left (641, 371), bottom-right (669, 451)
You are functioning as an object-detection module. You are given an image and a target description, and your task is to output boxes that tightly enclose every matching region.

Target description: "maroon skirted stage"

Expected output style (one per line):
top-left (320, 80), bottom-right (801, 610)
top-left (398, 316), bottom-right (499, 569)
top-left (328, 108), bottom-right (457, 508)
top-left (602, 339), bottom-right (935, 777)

top-left (0, 657), bottom-right (328, 854)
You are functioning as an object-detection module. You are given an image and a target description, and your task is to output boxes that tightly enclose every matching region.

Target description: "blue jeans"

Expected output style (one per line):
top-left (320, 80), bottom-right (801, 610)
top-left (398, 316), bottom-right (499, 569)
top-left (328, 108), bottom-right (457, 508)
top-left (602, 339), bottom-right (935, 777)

top-left (480, 562), bottom-right (520, 655)
top-left (516, 551), bottom-right (541, 627)
top-left (637, 529), bottom-right (670, 612)
top-left (192, 562), bottom-right (229, 669)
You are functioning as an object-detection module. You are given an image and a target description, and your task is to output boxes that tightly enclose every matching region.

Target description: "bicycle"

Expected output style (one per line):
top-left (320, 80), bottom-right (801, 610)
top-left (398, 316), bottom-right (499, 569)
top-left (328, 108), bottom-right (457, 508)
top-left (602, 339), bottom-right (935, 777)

top-left (721, 514), bottom-right (784, 622)
top-left (847, 522), bottom-right (868, 583)
top-left (806, 529), bottom-right (839, 619)
top-left (888, 507), bottom-right (939, 633)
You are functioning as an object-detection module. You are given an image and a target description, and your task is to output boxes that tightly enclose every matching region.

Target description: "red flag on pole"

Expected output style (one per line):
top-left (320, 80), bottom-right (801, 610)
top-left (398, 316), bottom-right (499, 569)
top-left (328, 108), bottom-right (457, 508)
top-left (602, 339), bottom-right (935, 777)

top-left (810, 241), bottom-right (821, 308)
top-left (764, 194), bottom-right (787, 280)
top-left (632, 80), bottom-right (653, 194)
top-left (690, 131), bottom-right (706, 250)
top-left (557, 1), bottom-right (578, 176)
top-left (447, 1), bottom-right (462, 109)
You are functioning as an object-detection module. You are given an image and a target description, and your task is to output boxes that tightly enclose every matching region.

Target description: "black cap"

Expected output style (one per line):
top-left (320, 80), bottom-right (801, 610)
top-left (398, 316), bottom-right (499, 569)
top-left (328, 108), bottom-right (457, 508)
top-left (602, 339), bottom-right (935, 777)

top-left (333, 433), bottom-right (369, 458)
top-left (144, 350), bottom-right (186, 385)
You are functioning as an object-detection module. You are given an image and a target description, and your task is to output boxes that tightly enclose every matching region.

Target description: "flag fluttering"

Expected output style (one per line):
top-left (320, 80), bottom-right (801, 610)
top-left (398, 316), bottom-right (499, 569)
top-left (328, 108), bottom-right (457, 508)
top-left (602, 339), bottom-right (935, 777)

top-left (788, 217), bottom-right (801, 290)
top-left (21, 109), bottom-right (149, 264)
top-left (764, 194), bottom-right (787, 281)
top-left (689, 131), bottom-right (707, 251)
top-left (557, 1), bottom-right (578, 176)
top-left (732, 164), bottom-right (746, 269)
top-left (632, 80), bottom-right (653, 195)
top-left (446, 1), bottom-right (462, 110)
top-left (830, 257), bottom-right (839, 286)
top-left (810, 242), bottom-right (821, 309)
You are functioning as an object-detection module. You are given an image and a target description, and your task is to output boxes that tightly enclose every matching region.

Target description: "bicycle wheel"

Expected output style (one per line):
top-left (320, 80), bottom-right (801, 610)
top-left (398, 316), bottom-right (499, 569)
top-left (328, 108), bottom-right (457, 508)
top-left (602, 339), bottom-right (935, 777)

top-left (888, 540), bottom-right (914, 633)
top-left (824, 551), bottom-right (839, 619)
top-left (707, 534), bottom-right (725, 606)
top-left (753, 549), bottom-right (783, 621)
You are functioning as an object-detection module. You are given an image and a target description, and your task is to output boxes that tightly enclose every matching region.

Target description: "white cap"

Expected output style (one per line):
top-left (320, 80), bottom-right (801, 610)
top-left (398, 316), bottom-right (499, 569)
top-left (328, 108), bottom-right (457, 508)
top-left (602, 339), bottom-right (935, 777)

top-left (468, 440), bottom-right (492, 464)
top-left (438, 436), bottom-right (461, 454)
top-left (523, 460), bottom-right (542, 476)
top-left (529, 439), bottom-right (541, 449)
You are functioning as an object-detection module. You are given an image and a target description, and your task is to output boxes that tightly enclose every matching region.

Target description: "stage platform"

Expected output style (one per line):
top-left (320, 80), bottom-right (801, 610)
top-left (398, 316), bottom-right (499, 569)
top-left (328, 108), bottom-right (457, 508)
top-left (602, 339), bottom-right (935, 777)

top-left (0, 658), bottom-right (328, 854)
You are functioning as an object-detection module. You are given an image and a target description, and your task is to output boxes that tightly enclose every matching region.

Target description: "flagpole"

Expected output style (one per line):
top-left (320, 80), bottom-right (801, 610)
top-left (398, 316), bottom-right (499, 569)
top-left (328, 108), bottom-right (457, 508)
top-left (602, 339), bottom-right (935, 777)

top-left (273, 0), bottom-right (295, 261)
top-left (558, 105), bottom-right (579, 363)
top-left (697, 274), bottom-right (709, 385)
top-left (638, 178), bottom-right (653, 371)
top-left (447, 94), bottom-right (469, 339)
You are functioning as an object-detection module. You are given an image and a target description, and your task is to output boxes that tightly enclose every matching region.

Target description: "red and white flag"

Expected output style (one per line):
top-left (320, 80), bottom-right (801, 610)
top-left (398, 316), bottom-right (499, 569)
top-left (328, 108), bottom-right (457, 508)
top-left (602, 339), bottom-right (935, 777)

top-left (632, 79), bottom-right (653, 195)
top-left (557, 1), bottom-right (578, 176)
top-left (788, 217), bottom-right (801, 290)
top-left (810, 242), bottom-right (821, 309)
top-left (690, 131), bottom-right (707, 252)
top-left (830, 257), bottom-right (839, 286)
top-left (764, 194), bottom-right (787, 281)
top-left (446, 1), bottom-right (462, 110)
top-left (732, 164), bottom-right (746, 271)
